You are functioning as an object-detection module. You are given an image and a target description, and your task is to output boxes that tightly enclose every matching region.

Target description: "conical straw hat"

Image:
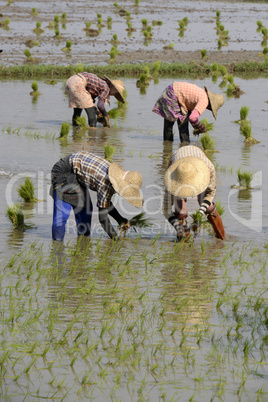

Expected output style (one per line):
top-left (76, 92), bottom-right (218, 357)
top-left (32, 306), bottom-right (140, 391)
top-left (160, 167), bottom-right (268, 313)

top-left (164, 157), bottom-right (210, 198)
top-left (204, 86), bottom-right (224, 119)
top-left (109, 163), bottom-right (143, 208)
top-left (104, 76), bottom-right (125, 103)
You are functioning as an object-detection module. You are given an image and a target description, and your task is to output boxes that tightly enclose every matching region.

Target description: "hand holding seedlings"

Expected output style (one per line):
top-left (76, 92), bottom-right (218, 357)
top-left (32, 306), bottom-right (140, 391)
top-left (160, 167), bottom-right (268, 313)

top-left (65, 72), bottom-right (125, 127)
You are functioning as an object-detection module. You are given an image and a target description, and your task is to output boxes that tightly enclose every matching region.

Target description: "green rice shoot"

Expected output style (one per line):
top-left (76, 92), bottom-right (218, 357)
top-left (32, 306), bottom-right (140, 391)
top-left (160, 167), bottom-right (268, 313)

top-left (237, 168), bottom-right (254, 189)
top-left (75, 116), bottom-right (89, 128)
top-left (240, 106), bottom-right (249, 121)
top-left (104, 142), bottom-right (116, 162)
top-left (129, 212), bottom-right (153, 229)
top-left (6, 203), bottom-right (26, 229)
top-left (17, 176), bottom-right (38, 202)
top-left (200, 118), bottom-right (214, 132)
top-left (59, 122), bottom-right (70, 138)
top-left (201, 132), bottom-right (215, 151)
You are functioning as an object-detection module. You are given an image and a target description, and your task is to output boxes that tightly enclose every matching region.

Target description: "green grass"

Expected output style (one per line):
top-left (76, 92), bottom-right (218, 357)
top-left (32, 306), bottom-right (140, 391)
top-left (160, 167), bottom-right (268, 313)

top-left (0, 59), bottom-right (268, 79)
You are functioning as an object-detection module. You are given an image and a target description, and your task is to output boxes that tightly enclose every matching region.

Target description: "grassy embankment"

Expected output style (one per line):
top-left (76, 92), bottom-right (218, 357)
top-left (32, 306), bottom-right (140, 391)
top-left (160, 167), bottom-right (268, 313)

top-left (0, 58), bottom-right (268, 79)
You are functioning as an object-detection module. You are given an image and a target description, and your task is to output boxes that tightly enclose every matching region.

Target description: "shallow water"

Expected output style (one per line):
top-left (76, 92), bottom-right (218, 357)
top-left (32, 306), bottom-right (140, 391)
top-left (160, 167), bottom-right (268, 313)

top-left (0, 76), bottom-right (267, 252)
top-left (0, 75), bottom-right (268, 400)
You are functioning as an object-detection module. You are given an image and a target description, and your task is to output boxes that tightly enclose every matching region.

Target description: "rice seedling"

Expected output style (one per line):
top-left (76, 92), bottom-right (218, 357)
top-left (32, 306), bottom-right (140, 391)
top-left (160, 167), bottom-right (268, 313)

top-left (113, 2), bottom-right (119, 8)
top-left (201, 49), bottom-right (207, 59)
top-left (216, 10), bottom-right (221, 19)
top-left (135, 0), bottom-right (140, 5)
top-left (29, 81), bottom-right (41, 97)
top-left (0, 18), bottom-right (10, 28)
top-left (103, 142), bottom-right (116, 162)
top-left (200, 132), bottom-right (215, 151)
top-left (6, 203), bottom-right (26, 229)
top-left (215, 200), bottom-right (225, 216)
top-left (61, 12), bottom-right (67, 22)
top-left (141, 18), bottom-right (148, 27)
top-left (31, 8), bottom-right (38, 16)
top-left (61, 40), bottom-right (72, 52)
top-left (59, 122), bottom-right (71, 138)
top-left (111, 33), bottom-right (119, 43)
top-left (163, 42), bottom-right (174, 50)
top-left (237, 168), bottom-right (254, 189)
top-left (17, 176), bottom-right (38, 202)
top-left (152, 20), bottom-right (163, 26)
top-left (24, 48), bottom-right (35, 62)
top-left (54, 14), bottom-right (60, 24)
top-left (107, 16), bottom-right (112, 29)
top-left (152, 60), bottom-right (161, 75)
top-left (33, 21), bottom-right (44, 35)
top-left (109, 46), bottom-right (118, 62)
top-left (200, 118), bottom-right (213, 132)
top-left (240, 121), bottom-right (259, 144)
top-left (75, 115), bottom-right (89, 128)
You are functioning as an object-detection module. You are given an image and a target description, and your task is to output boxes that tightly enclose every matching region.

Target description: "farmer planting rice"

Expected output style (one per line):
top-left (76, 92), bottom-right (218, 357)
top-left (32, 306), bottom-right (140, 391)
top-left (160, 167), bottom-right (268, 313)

top-left (153, 81), bottom-right (224, 143)
top-left (65, 72), bottom-right (125, 127)
top-left (163, 145), bottom-right (225, 241)
top-left (50, 152), bottom-right (143, 241)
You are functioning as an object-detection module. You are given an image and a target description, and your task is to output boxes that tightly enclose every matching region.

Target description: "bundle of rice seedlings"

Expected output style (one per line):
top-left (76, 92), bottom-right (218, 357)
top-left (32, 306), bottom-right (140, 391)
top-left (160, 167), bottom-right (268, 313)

top-left (59, 122), bottom-right (70, 138)
top-left (240, 121), bottom-right (259, 144)
top-left (129, 212), bottom-right (152, 228)
top-left (237, 168), bottom-right (254, 189)
top-left (201, 132), bottom-right (215, 151)
top-left (215, 200), bottom-right (225, 216)
top-left (104, 142), bottom-right (116, 162)
top-left (200, 49), bottom-right (207, 59)
top-left (200, 118), bottom-right (214, 132)
top-left (240, 106), bottom-right (249, 121)
top-left (17, 176), bottom-right (38, 202)
top-left (6, 203), bottom-right (26, 229)
top-left (190, 210), bottom-right (207, 232)
top-left (75, 116), bottom-right (89, 128)
top-left (30, 81), bottom-right (41, 96)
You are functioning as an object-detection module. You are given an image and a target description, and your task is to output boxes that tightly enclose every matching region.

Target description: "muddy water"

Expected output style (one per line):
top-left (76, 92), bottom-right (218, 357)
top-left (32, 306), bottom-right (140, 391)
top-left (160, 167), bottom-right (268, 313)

top-left (0, 0), bottom-right (267, 65)
top-left (0, 75), bottom-right (267, 255)
top-left (0, 75), bottom-right (268, 401)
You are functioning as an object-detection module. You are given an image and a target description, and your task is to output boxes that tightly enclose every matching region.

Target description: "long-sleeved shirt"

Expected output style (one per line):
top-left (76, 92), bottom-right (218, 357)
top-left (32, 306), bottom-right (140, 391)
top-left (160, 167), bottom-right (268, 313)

top-left (163, 145), bottom-right (216, 219)
top-left (69, 152), bottom-right (114, 209)
top-left (79, 72), bottom-right (110, 116)
top-left (173, 82), bottom-right (209, 123)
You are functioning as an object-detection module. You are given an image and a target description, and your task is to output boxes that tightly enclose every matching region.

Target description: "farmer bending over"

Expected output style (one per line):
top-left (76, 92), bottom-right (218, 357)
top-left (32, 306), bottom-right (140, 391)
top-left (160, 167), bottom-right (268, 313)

top-left (153, 81), bottom-right (224, 143)
top-left (65, 72), bottom-right (125, 128)
top-left (163, 145), bottom-right (225, 241)
top-left (51, 152), bottom-right (143, 241)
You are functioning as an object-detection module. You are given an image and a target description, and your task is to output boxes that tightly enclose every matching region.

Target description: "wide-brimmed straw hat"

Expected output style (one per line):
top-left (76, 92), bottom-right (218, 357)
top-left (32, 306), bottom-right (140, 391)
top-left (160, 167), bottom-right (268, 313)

top-left (109, 163), bottom-right (143, 208)
top-left (204, 86), bottom-right (224, 119)
top-left (104, 76), bottom-right (125, 103)
top-left (164, 157), bottom-right (210, 198)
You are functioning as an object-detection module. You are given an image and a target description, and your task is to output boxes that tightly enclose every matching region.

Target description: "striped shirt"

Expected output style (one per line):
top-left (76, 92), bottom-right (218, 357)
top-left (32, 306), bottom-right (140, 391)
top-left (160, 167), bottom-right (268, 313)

top-left (163, 145), bottom-right (216, 219)
top-left (79, 72), bottom-right (110, 101)
top-left (173, 82), bottom-right (209, 116)
top-left (69, 152), bottom-right (115, 208)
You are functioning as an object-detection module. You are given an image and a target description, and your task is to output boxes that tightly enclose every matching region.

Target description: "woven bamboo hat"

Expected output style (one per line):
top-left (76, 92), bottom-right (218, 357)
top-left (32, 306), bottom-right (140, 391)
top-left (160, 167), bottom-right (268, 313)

top-left (104, 76), bottom-right (125, 103)
top-left (109, 163), bottom-right (143, 208)
top-left (204, 87), bottom-right (224, 119)
top-left (164, 157), bottom-right (210, 198)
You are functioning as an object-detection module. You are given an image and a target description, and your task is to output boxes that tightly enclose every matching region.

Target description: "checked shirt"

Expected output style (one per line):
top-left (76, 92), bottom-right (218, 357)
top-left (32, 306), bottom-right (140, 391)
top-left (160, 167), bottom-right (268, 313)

top-left (69, 152), bottom-right (115, 208)
top-left (79, 73), bottom-right (110, 101)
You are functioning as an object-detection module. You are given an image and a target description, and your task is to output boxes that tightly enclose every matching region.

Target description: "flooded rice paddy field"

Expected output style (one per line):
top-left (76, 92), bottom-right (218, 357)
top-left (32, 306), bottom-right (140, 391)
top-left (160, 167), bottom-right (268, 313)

top-left (0, 74), bottom-right (268, 400)
top-left (0, 0), bottom-right (267, 65)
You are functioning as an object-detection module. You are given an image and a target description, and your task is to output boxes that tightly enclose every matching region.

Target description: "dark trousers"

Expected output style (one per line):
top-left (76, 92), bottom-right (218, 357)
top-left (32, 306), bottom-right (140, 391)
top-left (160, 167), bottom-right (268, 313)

top-left (72, 107), bottom-right (97, 127)
top-left (163, 118), bottom-right (190, 143)
top-left (52, 190), bottom-right (93, 241)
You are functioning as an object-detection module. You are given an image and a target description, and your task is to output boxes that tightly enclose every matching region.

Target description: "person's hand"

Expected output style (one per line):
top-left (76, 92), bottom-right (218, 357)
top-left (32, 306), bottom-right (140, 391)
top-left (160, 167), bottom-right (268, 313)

top-left (118, 221), bottom-right (130, 237)
top-left (103, 115), bottom-right (111, 128)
